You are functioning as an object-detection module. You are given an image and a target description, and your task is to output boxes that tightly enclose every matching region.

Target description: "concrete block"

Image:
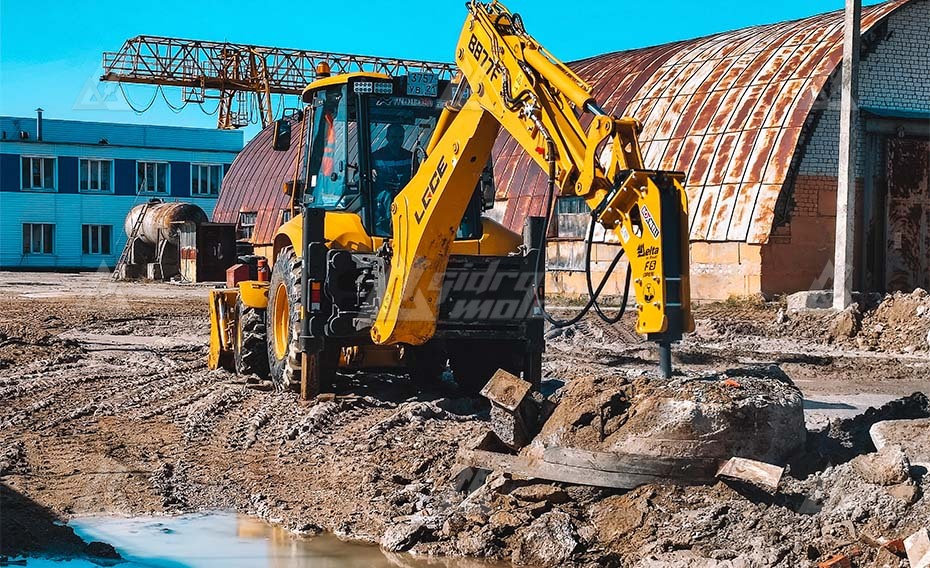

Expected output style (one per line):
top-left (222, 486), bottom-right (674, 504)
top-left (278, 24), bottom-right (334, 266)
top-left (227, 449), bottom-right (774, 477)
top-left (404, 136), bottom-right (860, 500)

top-left (786, 290), bottom-right (834, 311)
top-left (870, 418), bottom-right (930, 469)
top-left (905, 528), bottom-right (930, 568)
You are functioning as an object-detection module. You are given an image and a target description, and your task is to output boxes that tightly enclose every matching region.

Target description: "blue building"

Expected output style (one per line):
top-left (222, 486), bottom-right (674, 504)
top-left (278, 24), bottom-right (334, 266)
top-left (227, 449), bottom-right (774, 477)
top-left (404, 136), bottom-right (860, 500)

top-left (0, 112), bottom-right (242, 270)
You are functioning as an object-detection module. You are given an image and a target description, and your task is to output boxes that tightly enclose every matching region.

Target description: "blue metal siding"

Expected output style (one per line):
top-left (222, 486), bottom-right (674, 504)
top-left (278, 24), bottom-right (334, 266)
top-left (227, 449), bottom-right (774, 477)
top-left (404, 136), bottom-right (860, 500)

top-left (58, 156), bottom-right (78, 194)
top-left (0, 192), bottom-right (220, 269)
top-left (0, 116), bottom-right (243, 152)
top-left (0, 153), bottom-right (19, 191)
top-left (170, 161), bottom-right (189, 198)
top-left (114, 159), bottom-right (136, 196)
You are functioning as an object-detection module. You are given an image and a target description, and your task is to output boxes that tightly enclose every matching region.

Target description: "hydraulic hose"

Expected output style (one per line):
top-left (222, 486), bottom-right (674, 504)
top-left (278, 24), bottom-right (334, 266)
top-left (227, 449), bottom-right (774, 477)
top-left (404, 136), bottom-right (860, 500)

top-left (531, 138), bottom-right (631, 329)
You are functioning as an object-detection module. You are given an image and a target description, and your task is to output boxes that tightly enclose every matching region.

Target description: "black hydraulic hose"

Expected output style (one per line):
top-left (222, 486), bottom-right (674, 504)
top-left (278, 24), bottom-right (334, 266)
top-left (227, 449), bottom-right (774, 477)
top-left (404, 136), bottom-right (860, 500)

top-left (583, 216), bottom-right (632, 324)
top-left (531, 139), bottom-right (630, 329)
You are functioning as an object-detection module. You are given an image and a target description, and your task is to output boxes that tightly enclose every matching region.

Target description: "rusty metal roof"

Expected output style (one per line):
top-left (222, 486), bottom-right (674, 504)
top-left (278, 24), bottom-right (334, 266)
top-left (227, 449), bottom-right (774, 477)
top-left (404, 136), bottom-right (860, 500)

top-left (213, 116), bottom-right (300, 245)
top-left (495, 0), bottom-right (912, 244)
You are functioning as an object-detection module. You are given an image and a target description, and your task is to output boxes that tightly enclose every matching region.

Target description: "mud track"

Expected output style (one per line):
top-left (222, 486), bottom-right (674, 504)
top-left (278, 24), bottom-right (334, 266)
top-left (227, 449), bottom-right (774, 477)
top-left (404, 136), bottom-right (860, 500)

top-left (1, 273), bottom-right (928, 566)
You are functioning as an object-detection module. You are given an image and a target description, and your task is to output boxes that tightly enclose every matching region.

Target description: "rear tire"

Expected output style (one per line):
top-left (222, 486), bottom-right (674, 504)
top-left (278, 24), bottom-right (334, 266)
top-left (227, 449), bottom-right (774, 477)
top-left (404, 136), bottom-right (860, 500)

top-left (447, 339), bottom-right (524, 395)
top-left (267, 246), bottom-right (303, 392)
top-left (234, 298), bottom-right (269, 380)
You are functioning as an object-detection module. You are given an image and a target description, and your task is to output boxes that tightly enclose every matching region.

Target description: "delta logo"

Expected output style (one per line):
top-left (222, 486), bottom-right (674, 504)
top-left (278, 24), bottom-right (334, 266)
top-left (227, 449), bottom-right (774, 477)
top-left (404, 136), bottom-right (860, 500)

top-left (637, 244), bottom-right (659, 258)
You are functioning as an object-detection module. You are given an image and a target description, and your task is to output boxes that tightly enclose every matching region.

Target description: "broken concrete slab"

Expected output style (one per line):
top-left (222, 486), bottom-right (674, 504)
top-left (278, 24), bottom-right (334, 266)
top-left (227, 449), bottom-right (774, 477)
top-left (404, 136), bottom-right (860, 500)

top-left (905, 528), bottom-right (930, 568)
top-left (512, 510), bottom-right (577, 566)
top-left (787, 290), bottom-right (834, 311)
top-left (529, 368), bottom-right (806, 467)
top-left (716, 457), bottom-right (784, 493)
top-left (850, 444), bottom-right (911, 486)
top-left (870, 418), bottom-right (930, 468)
top-left (482, 369), bottom-right (540, 449)
top-left (380, 521), bottom-right (427, 552)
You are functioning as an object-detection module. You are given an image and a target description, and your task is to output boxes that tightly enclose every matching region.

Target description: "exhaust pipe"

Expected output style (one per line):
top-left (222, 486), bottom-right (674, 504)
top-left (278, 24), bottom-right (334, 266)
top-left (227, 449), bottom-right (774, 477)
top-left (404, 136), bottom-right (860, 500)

top-left (35, 108), bottom-right (43, 141)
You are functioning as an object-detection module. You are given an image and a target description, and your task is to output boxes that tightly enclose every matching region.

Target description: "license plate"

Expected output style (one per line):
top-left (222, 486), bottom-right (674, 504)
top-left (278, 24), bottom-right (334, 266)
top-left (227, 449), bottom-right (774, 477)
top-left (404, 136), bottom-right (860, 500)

top-left (407, 72), bottom-right (438, 97)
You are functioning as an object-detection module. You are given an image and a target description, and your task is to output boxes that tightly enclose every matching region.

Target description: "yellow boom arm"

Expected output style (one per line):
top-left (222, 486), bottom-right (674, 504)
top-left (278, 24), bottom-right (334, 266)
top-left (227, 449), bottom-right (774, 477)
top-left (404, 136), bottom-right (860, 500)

top-left (371, 0), bottom-right (693, 346)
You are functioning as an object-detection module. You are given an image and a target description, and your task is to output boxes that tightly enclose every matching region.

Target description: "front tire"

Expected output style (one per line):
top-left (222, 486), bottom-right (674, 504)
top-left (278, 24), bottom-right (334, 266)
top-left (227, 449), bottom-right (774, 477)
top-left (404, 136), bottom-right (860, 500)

top-left (234, 298), bottom-right (269, 379)
top-left (266, 246), bottom-right (303, 391)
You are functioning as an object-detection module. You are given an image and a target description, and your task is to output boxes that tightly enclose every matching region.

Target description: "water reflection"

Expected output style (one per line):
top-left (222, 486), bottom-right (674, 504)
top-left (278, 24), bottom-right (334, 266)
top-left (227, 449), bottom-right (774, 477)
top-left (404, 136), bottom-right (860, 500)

top-left (16, 512), bottom-right (509, 568)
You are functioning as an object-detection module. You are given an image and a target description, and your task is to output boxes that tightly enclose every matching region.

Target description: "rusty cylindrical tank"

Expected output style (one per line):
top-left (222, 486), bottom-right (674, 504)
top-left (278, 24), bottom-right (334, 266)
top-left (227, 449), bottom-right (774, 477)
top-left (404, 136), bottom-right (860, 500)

top-left (124, 201), bottom-right (208, 245)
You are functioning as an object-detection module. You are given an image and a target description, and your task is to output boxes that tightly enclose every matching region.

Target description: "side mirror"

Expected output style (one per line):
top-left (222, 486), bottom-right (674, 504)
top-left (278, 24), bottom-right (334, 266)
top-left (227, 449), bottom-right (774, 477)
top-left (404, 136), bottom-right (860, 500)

top-left (272, 119), bottom-right (291, 151)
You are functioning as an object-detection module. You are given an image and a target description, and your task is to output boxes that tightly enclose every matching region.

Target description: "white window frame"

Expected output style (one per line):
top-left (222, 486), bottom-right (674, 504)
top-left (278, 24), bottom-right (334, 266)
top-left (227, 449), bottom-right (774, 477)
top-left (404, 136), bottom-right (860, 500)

top-left (82, 224), bottom-right (112, 255)
top-left (136, 161), bottom-right (170, 194)
top-left (20, 156), bottom-right (58, 191)
top-left (22, 223), bottom-right (55, 255)
top-left (237, 211), bottom-right (258, 240)
top-left (190, 163), bottom-right (223, 196)
top-left (79, 158), bottom-right (115, 193)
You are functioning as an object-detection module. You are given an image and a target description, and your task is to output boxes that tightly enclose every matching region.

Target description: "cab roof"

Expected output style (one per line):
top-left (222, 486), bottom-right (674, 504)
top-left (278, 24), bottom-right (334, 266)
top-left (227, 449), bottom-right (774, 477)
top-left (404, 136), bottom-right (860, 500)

top-left (301, 72), bottom-right (392, 102)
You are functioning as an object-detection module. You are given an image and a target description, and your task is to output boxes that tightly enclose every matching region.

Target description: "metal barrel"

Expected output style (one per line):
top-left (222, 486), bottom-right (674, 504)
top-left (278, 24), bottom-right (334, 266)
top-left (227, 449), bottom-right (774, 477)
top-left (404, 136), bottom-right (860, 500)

top-left (124, 201), bottom-right (209, 245)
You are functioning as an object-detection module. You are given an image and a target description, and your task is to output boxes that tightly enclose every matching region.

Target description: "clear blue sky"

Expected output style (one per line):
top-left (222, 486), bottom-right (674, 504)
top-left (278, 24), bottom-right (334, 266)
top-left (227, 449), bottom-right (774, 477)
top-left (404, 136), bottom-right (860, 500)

top-left (0, 0), bottom-right (884, 142)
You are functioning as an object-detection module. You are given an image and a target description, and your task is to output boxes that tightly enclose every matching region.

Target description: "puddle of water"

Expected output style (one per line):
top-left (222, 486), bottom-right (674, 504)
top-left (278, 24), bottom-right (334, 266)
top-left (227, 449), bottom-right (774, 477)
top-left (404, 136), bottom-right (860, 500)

top-left (15, 512), bottom-right (507, 568)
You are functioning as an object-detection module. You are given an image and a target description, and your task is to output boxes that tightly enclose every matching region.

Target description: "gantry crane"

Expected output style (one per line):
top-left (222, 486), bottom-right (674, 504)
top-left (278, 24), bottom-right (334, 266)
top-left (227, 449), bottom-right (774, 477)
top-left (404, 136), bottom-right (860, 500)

top-left (101, 36), bottom-right (456, 129)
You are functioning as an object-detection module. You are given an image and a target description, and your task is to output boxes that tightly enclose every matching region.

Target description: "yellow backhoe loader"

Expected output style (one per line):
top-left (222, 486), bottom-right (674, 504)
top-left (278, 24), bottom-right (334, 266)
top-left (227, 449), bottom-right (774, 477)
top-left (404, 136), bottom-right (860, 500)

top-left (208, 0), bottom-right (693, 400)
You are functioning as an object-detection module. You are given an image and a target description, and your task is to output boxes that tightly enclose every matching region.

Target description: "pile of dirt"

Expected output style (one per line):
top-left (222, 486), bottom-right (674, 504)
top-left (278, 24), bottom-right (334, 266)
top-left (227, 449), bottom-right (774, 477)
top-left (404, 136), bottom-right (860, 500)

top-left (842, 289), bottom-right (930, 353)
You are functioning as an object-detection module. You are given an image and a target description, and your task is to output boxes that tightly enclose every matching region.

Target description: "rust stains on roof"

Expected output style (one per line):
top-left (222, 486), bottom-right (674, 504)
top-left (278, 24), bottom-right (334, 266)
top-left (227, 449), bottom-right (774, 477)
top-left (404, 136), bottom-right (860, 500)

top-left (495, 0), bottom-right (911, 244)
top-left (212, 115), bottom-right (301, 245)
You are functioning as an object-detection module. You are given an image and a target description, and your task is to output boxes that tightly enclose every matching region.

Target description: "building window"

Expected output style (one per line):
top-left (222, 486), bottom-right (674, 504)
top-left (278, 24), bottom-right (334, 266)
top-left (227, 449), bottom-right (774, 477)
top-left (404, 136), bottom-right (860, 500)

top-left (191, 163), bottom-right (223, 196)
top-left (137, 161), bottom-right (169, 194)
top-left (237, 211), bottom-right (257, 239)
top-left (557, 197), bottom-right (586, 214)
top-left (79, 159), bottom-right (113, 192)
top-left (21, 156), bottom-right (57, 190)
top-left (82, 224), bottom-right (112, 255)
top-left (22, 223), bottom-right (54, 255)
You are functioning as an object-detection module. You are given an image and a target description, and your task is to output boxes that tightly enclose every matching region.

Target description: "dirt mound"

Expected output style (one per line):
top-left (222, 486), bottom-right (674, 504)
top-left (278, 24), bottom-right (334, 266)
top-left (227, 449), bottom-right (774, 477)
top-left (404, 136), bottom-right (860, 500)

top-left (400, 393), bottom-right (930, 567)
top-left (848, 289), bottom-right (930, 352)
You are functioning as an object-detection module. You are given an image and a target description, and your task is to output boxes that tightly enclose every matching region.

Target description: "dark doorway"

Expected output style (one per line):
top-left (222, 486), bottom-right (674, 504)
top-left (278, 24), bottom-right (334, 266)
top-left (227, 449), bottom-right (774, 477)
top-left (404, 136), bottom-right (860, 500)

top-left (885, 137), bottom-right (930, 292)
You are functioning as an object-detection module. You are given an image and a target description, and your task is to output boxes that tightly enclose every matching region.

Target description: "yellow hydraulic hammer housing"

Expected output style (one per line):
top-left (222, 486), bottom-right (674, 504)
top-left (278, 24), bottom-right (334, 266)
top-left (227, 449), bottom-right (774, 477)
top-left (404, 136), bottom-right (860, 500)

top-left (207, 281), bottom-right (269, 370)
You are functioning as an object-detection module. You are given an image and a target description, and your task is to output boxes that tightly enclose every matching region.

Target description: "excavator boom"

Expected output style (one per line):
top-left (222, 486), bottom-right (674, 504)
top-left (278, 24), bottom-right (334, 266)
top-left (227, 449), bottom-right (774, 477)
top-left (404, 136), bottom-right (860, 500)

top-left (371, 0), bottom-right (692, 360)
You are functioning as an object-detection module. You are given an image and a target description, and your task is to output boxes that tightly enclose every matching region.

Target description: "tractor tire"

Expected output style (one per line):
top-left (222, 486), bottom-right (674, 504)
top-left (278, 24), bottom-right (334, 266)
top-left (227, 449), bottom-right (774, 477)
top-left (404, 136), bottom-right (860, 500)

top-left (266, 246), bottom-right (303, 392)
top-left (447, 339), bottom-right (523, 395)
top-left (234, 297), bottom-right (269, 380)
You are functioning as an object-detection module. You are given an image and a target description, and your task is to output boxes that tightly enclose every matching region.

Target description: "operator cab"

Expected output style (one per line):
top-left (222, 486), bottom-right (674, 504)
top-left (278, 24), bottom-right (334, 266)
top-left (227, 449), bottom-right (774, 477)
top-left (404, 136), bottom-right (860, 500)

top-left (295, 72), bottom-right (487, 239)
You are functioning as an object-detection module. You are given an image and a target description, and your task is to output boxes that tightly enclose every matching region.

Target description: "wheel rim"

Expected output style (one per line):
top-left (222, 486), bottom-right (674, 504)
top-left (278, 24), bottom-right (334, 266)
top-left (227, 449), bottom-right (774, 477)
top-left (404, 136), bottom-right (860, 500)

top-left (272, 282), bottom-right (290, 360)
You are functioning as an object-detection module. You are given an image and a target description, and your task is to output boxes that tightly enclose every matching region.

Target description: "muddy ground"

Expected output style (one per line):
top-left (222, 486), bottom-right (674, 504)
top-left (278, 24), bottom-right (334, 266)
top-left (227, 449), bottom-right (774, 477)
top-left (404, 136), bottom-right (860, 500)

top-left (1, 272), bottom-right (928, 567)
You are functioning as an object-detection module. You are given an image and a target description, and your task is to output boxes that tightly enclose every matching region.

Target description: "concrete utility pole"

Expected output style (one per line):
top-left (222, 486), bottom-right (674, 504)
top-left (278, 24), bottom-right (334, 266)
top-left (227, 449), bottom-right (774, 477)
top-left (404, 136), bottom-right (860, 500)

top-left (833, 0), bottom-right (861, 310)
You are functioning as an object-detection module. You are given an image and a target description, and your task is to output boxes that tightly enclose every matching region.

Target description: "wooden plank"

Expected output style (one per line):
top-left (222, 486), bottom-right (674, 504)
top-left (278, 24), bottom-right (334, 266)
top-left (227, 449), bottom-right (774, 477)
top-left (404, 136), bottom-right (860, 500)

top-left (457, 448), bottom-right (711, 489)
top-left (542, 446), bottom-right (720, 482)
